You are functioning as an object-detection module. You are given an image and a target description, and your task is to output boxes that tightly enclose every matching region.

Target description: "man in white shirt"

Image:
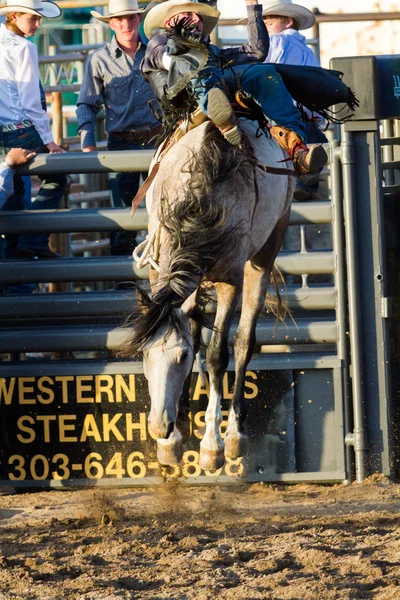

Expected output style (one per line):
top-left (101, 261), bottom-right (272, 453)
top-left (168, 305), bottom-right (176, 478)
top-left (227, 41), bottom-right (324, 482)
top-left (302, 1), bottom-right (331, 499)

top-left (0, 3), bottom-right (67, 260)
top-left (262, 0), bottom-right (319, 67)
top-left (263, 0), bottom-right (327, 200)
top-left (0, 148), bottom-right (35, 208)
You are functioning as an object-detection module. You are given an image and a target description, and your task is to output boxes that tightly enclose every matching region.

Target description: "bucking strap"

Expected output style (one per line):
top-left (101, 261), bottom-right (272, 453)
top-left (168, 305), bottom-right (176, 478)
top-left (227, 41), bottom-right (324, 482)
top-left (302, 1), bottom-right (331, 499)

top-left (131, 162), bottom-right (160, 216)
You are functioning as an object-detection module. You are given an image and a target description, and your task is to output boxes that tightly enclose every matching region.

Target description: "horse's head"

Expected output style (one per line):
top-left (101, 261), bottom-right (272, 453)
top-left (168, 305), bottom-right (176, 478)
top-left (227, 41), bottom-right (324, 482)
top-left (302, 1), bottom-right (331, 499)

top-left (142, 291), bottom-right (198, 439)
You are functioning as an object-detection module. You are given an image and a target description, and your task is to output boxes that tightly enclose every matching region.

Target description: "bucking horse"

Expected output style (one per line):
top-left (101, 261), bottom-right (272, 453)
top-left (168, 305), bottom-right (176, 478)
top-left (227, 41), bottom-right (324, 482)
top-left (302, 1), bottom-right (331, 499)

top-left (119, 118), bottom-right (295, 472)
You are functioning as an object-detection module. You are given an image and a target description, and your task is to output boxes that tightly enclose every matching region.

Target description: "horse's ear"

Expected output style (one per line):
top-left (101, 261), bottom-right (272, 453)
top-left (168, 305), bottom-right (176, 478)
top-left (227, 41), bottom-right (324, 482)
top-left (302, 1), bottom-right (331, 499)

top-left (179, 288), bottom-right (199, 317)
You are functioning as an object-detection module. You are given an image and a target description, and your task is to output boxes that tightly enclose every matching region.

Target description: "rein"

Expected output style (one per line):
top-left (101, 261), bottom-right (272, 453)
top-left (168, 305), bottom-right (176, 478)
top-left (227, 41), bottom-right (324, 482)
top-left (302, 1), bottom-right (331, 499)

top-left (254, 162), bottom-right (297, 177)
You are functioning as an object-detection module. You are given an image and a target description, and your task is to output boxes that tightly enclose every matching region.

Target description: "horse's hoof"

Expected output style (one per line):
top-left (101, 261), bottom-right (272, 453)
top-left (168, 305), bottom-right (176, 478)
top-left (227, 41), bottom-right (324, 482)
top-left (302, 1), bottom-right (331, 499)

top-left (199, 447), bottom-right (225, 472)
top-left (224, 433), bottom-right (248, 460)
top-left (157, 438), bottom-right (183, 466)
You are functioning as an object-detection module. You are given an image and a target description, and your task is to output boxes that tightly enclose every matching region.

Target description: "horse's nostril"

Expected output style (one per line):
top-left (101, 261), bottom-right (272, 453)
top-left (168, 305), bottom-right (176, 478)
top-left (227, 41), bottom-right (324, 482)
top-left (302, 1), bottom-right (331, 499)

top-left (165, 422), bottom-right (174, 439)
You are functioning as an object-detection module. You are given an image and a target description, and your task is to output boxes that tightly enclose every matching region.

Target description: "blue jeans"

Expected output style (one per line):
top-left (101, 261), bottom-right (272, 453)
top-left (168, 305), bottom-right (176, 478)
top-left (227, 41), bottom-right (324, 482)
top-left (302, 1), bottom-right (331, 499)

top-left (195, 63), bottom-right (307, 140)
top-left (107, 134), bottom-right (153, 255)
top-left (0, 125), bottom-right (67, 256)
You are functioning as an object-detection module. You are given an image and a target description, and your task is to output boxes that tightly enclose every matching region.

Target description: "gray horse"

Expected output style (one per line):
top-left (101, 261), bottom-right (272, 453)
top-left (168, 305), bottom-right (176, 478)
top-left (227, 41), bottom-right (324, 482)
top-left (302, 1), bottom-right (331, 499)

top-left (121, 120), bottom-right (295, 472)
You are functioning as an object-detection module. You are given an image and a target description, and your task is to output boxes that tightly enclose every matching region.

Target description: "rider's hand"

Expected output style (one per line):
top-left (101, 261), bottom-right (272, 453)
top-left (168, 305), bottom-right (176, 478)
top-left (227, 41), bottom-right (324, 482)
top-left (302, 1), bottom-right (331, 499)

top-left (82, 146), bottom-right (97, 152)
top-left (5, 148), bottom-right (36, 167)
top-left (46, 141), bottom-right (67, 154)
top-left (245, 0), bottom-right (258, 5)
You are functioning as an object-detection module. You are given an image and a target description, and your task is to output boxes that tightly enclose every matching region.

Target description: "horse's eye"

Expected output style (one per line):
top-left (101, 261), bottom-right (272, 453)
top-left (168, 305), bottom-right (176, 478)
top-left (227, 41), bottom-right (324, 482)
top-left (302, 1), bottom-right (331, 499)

top-left (181, 351), bottom-right (188, 361)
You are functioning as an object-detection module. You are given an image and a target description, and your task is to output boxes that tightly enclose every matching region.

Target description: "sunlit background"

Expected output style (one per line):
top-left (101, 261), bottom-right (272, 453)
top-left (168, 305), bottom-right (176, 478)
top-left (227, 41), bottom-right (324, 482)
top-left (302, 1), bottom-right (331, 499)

top-left (217, 0), bottom-right (400, 67)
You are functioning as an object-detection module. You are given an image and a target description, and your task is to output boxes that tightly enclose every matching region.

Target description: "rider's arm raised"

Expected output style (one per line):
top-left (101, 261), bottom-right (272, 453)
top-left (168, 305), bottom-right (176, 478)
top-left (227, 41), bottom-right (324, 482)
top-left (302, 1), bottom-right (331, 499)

top-left (219, 0), bottom-right (269, 65)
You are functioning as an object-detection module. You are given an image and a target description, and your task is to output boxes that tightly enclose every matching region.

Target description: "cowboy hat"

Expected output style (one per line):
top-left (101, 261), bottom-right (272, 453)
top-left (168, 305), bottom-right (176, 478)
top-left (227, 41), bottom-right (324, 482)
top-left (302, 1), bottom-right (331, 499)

top-left (262, 0), bottom-right (315, 30)
top-left (0, 0), bottom-right (61, 18)
top-left (91, 0), bottom-right (157, 22)
top-left (144, 0), bottom-right (220, 39)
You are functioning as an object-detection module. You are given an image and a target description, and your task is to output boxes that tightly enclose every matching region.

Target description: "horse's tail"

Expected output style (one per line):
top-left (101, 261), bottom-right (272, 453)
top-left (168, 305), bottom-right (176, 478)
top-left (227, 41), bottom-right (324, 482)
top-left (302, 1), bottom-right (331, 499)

top-left (265, 264), bottom-right (292, 326)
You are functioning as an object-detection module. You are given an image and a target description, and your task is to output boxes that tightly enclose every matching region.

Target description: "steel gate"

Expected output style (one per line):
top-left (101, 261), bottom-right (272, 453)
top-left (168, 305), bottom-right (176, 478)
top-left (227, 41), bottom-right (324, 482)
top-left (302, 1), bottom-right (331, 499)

top-left (0, 143), bottom-right (352, 488)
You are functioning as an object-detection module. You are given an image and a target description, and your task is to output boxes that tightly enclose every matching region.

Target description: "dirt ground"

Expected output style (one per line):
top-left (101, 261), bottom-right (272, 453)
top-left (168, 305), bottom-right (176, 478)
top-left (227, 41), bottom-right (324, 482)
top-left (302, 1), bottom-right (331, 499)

top-left (0, 476), bottom-right (400, 600)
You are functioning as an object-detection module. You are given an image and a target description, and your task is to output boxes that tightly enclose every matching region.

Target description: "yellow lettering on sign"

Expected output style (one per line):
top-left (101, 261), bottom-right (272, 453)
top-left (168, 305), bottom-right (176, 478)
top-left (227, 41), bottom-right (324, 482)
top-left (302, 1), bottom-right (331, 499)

top-left (59, 415), bottom-right (78, 442)
top-left (0, 377), bottom-right (15, 405)
top-left (115, 374), bottom-right (135, 403)
top-left (37, 415), bottom-right (57, 442)
top-left (76, 376), bottom-right (94, 403)
top-left (55, 376), bottom-right (74, 404)
top-left (18, 377), bottom-right (36, 405)
top-left (126, 412), bottom-right (147, 441)
top-left (17, 415), bottom-right (35, 443)
top-left (244, 371), bottom-right (258, 399)
top-left (80, 414), bottom-right (101, 442)
top-left (37, 377), bottom-right (55, 404)
top-left (102, 413), bottom-right (124, 442)
top-left (95, 375), bottom-right (114, 403)
top-left (192, 373), bottom-right (210, 400)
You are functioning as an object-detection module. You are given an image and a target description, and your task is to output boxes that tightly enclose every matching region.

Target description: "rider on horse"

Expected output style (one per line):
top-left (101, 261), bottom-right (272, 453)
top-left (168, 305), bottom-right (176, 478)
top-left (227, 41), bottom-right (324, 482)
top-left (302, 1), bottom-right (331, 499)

top-left (141, 0), bottom-right (328, 175)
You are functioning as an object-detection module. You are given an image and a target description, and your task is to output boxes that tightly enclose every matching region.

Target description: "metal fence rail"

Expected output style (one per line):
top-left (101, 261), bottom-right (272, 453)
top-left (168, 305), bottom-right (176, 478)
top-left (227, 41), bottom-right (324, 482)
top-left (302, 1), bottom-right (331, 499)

top-left (0, 286), bottom-right (337, 319)
top-left (0, 319), bottom-right (338, 353)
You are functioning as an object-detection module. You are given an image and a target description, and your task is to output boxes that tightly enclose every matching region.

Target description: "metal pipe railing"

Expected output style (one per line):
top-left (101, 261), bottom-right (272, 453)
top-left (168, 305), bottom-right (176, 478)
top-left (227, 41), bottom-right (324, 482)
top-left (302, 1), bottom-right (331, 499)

top-left (8, 150), bottom-right (154, 175)
top-left (39, 53), bottom-right (85, 64)
top-left (0, 252), bottom-right (335, 284)
top-left (0, 202), bottom-right (333, 233)
top-left (340, 130), bottom-right (366, 484)
top-left (331, 139), bottom-right (353, 482)
top-left (0, 209), bottom-right (149, 233)
top-left (0, 286), bottom-right (337, 319)
top-left (218, 11), bottom-right (400, 27)
top-left (59, 43), bottom-right (104, 53)
top-left (0, 318), bottom-right (338, 353)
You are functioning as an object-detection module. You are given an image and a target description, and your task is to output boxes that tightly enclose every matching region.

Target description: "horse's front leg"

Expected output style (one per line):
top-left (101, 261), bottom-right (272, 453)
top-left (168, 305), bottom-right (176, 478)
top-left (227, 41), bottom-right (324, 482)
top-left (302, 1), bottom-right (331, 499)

top-left (200, 282), bottom-right (241, 471)
top-left (176, 320), bottom-right (201, 443)
top-left (226, 214), bottom-right (289, 459)
top-left (225, 262), bottom-right (270, 459)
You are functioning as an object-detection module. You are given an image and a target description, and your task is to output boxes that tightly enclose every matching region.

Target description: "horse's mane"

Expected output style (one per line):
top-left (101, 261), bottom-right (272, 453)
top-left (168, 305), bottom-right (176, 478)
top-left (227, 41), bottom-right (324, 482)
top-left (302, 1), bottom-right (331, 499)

top-left (119, 124), bottom-right (253, 357)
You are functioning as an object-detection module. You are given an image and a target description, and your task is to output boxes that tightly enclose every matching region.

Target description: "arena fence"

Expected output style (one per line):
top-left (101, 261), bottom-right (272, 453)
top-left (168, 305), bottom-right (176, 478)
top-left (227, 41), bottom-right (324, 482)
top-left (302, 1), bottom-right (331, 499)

top-left (0, 144), bottom-right (349, 488)
top-left (0, 56), bottom-right (399, 489)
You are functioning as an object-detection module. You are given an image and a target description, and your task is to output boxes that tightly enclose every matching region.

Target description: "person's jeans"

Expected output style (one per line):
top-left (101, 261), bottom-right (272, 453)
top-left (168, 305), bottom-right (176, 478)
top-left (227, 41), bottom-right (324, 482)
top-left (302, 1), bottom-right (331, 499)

top-left (0, 125), bottom-right (67, 256)
top-left (107, 135), bottom-right (153, 255)
top-left (194, 63), bottom-right (307, 140)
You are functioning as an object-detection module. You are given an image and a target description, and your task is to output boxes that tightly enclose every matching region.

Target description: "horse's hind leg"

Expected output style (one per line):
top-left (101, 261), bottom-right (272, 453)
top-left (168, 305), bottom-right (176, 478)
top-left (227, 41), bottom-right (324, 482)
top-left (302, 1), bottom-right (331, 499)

top-left (200, 282), bottom-right (241, 472)
top-left (225, 212), bottom-right (290, 460)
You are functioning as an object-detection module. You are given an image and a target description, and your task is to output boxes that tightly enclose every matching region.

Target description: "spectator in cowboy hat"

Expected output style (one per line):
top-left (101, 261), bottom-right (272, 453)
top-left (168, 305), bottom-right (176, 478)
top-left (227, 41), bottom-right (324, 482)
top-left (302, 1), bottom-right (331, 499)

top-left (76, 0), bottom-right (160, 256)
top-left (0, 0), bottom-right (68, 261)
top-left (262, 0), bottom-right (328, 200)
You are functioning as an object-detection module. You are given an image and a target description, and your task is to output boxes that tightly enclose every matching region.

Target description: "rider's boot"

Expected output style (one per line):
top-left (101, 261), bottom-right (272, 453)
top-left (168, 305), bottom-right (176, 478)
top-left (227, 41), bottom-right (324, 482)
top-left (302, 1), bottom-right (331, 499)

top-left (208, 87), bottom-right (242, 146)
top-left (270, 125), bottom-right (327, 175)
